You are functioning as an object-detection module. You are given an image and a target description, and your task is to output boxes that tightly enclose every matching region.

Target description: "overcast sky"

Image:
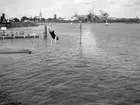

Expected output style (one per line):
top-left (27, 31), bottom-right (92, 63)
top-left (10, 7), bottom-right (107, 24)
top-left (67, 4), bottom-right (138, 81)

top-left (0, 0), bottom-right (140, 19)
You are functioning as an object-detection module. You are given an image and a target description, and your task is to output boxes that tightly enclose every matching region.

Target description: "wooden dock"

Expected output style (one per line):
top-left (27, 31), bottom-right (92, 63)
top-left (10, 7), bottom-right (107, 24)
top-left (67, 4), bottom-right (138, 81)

top-left (0, 35), bottom-right (39, 39)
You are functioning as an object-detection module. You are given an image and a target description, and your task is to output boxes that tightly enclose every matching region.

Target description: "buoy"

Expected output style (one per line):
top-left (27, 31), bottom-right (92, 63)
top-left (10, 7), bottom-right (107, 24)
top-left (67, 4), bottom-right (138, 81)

top-left (105, 22), bottom-right (108, 26)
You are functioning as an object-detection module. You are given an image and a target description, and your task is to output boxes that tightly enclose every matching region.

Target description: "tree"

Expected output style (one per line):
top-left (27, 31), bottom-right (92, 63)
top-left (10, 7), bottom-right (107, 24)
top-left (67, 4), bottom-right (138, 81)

top-left (47, 18), bottom-right (53, 22)
top-left (41, 18), bottom-right (46, 22)
top-left (87, 13), bottom-right (93, 22)
top-left (21, 16), bottom-right (29, 22)
top-left (13, 17), bottom-right (20, 22)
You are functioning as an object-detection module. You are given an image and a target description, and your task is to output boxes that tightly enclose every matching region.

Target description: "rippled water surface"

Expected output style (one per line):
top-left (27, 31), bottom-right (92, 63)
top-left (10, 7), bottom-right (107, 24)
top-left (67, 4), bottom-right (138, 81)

top-left (0, 23), bottom-right (140, 105)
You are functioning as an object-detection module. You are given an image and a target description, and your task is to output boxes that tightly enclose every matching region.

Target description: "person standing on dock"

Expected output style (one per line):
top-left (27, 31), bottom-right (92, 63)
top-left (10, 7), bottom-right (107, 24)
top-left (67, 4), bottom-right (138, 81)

top-left (0, 13), bottom-right (7, 24)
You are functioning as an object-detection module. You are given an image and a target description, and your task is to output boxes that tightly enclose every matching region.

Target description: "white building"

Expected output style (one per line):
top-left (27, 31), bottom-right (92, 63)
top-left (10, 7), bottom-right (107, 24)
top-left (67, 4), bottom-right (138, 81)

top-left (34, 10), bottom-right (42, 20)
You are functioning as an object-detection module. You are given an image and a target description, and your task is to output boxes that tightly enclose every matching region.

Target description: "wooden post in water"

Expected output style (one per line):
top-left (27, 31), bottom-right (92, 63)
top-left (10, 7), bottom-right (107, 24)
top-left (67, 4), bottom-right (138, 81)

top-left (80, 21), bottom-right (82, 45)
top-left (44, 25), bottom-right (47, 38)
top-left (105, 17), bottom-right (108, 26)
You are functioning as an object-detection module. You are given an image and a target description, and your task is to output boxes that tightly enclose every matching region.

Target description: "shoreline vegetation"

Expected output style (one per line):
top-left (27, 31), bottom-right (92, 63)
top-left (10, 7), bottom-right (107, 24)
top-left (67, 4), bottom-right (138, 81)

top-left (0, 13), bottom-right (140, 29)
top-left (38, 19), bottom-right (140, 25)
top-left (44, 17), bottom-right (140, 24)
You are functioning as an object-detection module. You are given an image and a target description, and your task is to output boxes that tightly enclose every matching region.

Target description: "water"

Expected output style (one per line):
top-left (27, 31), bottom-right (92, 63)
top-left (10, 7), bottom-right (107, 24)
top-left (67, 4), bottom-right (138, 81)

top-left (0, 23), bottom-right (140, 105)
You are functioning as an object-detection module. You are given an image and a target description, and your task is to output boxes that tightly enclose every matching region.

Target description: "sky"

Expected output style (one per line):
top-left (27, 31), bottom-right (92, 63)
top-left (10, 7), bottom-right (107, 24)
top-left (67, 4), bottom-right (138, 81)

top-left (0, 0), bottom-right (140, 19)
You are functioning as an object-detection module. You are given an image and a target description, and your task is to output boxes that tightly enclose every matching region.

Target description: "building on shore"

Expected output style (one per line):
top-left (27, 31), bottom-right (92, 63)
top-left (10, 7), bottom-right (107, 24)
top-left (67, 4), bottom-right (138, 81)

top-left (54, 14), bottom-right (57, 19)
top-left (34, 10), bottom-right (43, 22)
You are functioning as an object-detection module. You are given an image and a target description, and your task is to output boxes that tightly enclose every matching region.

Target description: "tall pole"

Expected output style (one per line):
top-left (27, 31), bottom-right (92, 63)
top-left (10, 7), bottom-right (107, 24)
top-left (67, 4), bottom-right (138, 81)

top-left (80, 21), bottom-right (82, 45)
top-left (44, 25), bottom-right (47, 38)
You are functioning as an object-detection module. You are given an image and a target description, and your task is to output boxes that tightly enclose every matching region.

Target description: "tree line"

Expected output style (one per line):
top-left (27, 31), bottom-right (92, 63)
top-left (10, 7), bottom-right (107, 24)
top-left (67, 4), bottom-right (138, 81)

top-left (10, 16), bottom-right (46, 22)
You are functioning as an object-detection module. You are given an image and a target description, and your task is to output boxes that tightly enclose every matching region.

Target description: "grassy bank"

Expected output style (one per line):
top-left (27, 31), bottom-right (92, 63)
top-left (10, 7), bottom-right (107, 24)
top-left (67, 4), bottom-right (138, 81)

top-left (0, 22), bottom-right (39, 28)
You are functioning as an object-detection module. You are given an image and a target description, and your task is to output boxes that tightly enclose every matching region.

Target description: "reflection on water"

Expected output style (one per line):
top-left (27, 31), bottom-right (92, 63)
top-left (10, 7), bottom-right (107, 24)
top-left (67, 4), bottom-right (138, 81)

top-left (77, 27), bottom-right (99, 67)
top-left (81, 29), bottom-right (98, 55)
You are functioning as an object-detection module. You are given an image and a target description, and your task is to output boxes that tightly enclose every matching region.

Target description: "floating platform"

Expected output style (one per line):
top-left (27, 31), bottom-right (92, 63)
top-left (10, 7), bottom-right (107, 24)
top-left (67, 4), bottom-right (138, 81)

top-left (0, 49), bottom-right (32, 54)
top-left (0, 35), bottom-right (39, 39)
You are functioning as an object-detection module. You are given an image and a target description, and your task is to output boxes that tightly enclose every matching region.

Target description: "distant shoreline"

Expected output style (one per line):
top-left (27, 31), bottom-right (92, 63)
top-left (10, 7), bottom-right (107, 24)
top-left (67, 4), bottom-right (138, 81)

top-left (37, 22), bottom-right (140, 24)
top-left (1, 21), bottom-right (139, 29)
